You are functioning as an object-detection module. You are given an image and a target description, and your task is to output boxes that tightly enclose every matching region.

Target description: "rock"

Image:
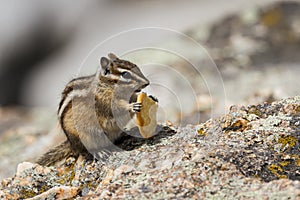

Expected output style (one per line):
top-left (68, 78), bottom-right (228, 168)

top-left (0, 96), bottom-right (299, 199)
top-left (16, 162), bottom-right (36, 177)
top-left (28, 186), bottom-right (78, 200)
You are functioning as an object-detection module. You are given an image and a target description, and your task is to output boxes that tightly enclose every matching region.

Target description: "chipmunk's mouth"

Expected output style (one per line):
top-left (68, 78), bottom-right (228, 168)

top-left (130, 83), bottom-right (149, 102)
top-left (135, 83), bottom-right (149, 93)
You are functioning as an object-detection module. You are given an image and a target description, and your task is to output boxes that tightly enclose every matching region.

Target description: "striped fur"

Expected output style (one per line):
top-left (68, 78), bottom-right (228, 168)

top-left (38, 53), bottom-right (150, 166)
top-left (58, 54), bottom-right (149, 120)
top-left (58, 75), bottom-right (94, 118)
top-left (99, 55), bottom-right (149, 87)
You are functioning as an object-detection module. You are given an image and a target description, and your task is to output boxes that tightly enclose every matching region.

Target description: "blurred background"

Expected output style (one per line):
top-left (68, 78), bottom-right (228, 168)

top-left (0, 0), bottom-right (289, 108)
top-left (0, 0), bottom-right (300, 179)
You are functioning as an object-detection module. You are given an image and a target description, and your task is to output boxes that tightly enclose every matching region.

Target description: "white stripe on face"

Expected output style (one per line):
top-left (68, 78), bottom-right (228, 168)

top-left (116, 68), bottom-right (148, 84)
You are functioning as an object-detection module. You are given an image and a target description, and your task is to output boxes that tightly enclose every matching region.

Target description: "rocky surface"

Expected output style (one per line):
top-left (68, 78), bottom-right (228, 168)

top-left (1, 96), bottom-right (299, 199)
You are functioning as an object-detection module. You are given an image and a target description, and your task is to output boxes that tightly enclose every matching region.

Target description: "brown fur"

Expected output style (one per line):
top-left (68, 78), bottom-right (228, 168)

top-left (36, 53), bottom-right (149, 166)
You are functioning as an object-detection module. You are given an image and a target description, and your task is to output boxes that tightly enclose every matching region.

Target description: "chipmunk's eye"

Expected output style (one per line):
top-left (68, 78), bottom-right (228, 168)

top-left (121, 71), bottom-right (131, 79)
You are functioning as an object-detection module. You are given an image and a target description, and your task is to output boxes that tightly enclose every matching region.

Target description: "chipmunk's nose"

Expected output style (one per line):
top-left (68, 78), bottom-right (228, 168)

top-left (145, 78), bottom-right (150, 86)
top-left (143, 82), bottom-right (150, 88)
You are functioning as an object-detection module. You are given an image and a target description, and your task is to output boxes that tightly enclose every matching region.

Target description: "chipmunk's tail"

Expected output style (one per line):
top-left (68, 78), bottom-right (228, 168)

top-left (36, 140), bottom-right (76, 166)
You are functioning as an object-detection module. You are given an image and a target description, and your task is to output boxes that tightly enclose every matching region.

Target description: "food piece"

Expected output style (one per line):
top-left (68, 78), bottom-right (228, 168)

top-left (136, 93), bottom-right (158, 138)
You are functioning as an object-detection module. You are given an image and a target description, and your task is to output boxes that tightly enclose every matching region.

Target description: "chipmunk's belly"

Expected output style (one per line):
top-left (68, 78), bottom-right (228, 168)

top-left (79, 127), bottom-right (121, 153)
top-left (101, 118), bottom-right (122, 141)
top-left (76, 117), bottom-right (122, 152)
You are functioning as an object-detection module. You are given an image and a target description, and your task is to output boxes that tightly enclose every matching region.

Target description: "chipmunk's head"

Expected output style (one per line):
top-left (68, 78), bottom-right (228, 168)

top-left (98, 53), bottom-right (149, 93)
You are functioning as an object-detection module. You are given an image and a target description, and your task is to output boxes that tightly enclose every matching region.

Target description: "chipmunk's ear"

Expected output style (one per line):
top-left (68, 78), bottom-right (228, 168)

top-left (100, 57), bottom-right (110, 69)
top-left (97, 57), bottom-right (110, 77)
top-left (108, 53), bottom-right (118, 61)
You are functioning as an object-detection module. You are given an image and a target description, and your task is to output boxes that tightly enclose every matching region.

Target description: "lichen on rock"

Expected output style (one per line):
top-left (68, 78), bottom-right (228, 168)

top-left (0, 96), bottom-right (299, 199)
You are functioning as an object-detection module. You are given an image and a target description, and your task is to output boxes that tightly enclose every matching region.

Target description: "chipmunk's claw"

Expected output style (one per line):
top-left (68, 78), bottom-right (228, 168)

top-left (131, 102), bottom-right (142, 112)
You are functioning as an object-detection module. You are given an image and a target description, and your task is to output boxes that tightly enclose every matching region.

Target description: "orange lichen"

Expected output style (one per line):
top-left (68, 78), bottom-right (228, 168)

top-left (267, 164), bottom-right (287, 179)
top-left (261, 7), bottom-right (282, 27)
top-left (247, 106), bottom-right (262, 118)
top-left (222, 118), bottom-right (249, 132)
top-left (279, 161), bottom-right (290, 167)
top-left (231, 118), bottom-right (248, 132)
top-left (296, 158), bottom-right (300, 167)
top-left (197, 128), bottom-right (207, 136)
top-left (278, 135), bottom-right (297, 150)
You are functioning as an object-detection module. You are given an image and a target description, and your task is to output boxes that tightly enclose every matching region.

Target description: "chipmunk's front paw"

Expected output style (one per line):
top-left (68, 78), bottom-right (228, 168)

top-left (131, 102), bottom-right (142, 113)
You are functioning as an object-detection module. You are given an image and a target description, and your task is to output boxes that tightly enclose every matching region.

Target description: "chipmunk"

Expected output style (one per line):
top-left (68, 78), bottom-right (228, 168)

top-left (37, 53), bottom-right (150, 166)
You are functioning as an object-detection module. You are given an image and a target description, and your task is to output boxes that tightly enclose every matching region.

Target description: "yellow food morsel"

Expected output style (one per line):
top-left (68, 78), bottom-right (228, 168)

top-left (136, 93), bottom-right (158, 138)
